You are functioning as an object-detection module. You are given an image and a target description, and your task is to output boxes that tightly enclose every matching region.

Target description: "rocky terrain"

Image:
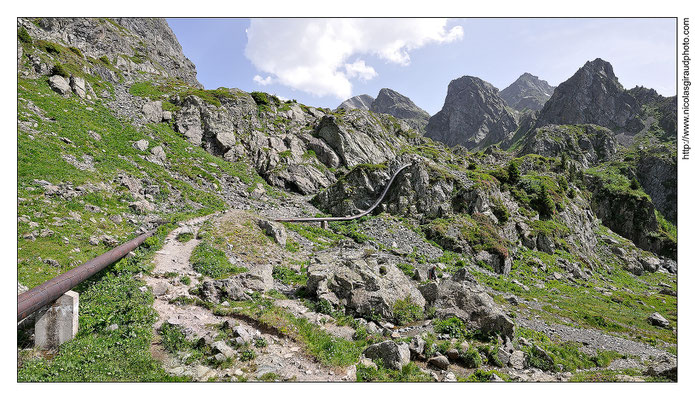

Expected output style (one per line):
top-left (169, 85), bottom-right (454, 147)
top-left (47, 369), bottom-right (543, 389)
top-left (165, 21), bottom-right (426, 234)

top-left (17, 18), bottom-right (677, 383)
top-left (500, 72), bottom-right (555, 112)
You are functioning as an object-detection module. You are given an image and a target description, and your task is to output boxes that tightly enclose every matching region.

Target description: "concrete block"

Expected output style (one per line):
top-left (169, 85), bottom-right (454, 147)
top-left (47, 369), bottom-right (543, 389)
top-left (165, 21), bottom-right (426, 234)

top-left (35, 290), bottom-right (79, 350)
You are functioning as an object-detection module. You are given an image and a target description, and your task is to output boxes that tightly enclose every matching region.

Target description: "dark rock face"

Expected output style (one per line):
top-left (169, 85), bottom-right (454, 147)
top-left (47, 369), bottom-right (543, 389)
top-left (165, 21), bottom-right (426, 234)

top-left (627, 86), bottom-right (677, 139)
top-left (369, 88), bottom-right (430, 133)
top-left (536, 58), bottom-right (641, 132)
top-left (337, 94), bottom-right (374, 111)
top-left (425, 76), bottom-right (518, 149)
top-left (18, 17), bottom-right (201, 87)
top-left (500, 72), bottom-right (555, 112)
top-left (636, 148), bottom-right (677, 223)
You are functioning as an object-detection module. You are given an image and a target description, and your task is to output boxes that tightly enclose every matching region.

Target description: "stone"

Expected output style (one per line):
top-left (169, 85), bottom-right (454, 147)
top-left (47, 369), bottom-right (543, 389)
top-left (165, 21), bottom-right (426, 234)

top-left (509, 350), bottom-right (526, 369)
top-left (427, 355), bottom-right (450, 370)
top-left (408, 336), bottom-right (426, 359)
top-left (646, 355), bottom-right (677, 381)
top-left (152, 281), bottom-right (170, 296)
top-left (133, 139), bottom-right (149, 151)
top-left (211, 340), bottom-right (235, 358)
top-left (48, 75), bottom-right (71, 95)
top-left (232, 325), bottom-right (255, 344)
top-left (257, 219), bottom-right (287, 247)
top-left (106, 323), bottom-right (119, 331)
top-left (445, 348), bottom-right (459, 361)
top-left (34, 291), bottom-right (79, 350)
top-left (150, 145), bottom-right (166, 161)
top-left (162, 110), bottom-right (173, 121)
top-left (363, 341), bottom-right (410, 371)
top-left (647, 312), bottom-right (670, 328)
top-left (70, 76), bottom-right (87, 98)
top-left (129, 200), bottom-right (154, 214)
top-left (142, 101), bottom-right (163, 123)
top-left (443, 372), bottom-right (457, 382)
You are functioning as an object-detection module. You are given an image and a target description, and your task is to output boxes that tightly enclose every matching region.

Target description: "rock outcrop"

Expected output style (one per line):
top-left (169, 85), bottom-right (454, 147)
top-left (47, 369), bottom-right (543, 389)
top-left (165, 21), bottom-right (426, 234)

top-left (536, 58), bottom-right (641, 132)
top-left (18, 17), bottom-right (201, 87)
top-left (500, 72), bottom-right (555, 112)
top-left (337, 94), bottom-right (374, 111)
top-left (519, 124), bottom-right (618, 168)
top-left (369, 88), bottom-right (430, 133)
top-left (425, 76), bottom-right (518, 149)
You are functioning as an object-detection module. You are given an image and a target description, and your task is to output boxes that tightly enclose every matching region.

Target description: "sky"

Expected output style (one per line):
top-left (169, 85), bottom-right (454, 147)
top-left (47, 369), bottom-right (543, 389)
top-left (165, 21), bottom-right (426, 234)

top-left (167, 18), bottom-right (676, 115)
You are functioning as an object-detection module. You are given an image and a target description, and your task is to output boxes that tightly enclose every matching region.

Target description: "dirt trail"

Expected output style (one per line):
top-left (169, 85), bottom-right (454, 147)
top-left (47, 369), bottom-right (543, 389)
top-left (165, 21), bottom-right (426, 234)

top-left (145, 212), bottom-right (352, 382)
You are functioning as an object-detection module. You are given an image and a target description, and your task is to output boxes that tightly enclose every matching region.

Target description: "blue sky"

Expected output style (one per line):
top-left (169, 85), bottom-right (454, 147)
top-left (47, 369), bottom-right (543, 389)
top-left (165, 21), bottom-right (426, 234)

top-left (167, 18), bottom-right (676, 115)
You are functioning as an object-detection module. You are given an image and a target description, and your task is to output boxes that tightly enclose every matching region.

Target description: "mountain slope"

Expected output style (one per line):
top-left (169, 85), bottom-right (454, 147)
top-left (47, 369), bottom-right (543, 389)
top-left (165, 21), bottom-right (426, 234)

top-left (425, 76), bottom-right (518, 149)
top-left (500, 72), bottom-right (555, 112)
top-left (369, 88), bottom-right (430, 133)
top-left (337, 94), bottom-right (374, 111)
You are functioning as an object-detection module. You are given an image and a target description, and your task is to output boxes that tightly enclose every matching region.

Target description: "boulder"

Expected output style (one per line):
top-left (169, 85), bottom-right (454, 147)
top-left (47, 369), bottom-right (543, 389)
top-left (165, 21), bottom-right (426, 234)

top-left (408, 336), bottom-right (426, 359)
top-left (306, 253), bottom-right (426, 323)
top-left (257, 219), bottom-right (287, 247)
top-left (427, 355), bottom-right (450, 370)
top-left (48, 75), bottom-right (71, 95)
top-left (142, 101), bottom-right (163, 123)
top-left (647, 312), bottom-right (670, 328)
top-left (363, 341), bottom-right (410, 371)
top-left (646, 355), bottom-right (677, 381)
top-left (70, 76), bottom-right (87, 98)
top-left (238, 264), bottom-right (274, 292)
top-left (133, 139), bottom-right (149, 151)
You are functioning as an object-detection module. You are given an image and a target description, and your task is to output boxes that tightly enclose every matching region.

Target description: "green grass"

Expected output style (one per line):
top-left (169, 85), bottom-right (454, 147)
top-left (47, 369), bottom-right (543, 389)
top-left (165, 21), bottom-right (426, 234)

top-left (272, 265), bottom-right (307, 286)
top-left (391, 295), bottom-right (424, 325)
top-left (18, 225), bottom-right (187, 382)
top-left (190, 241), bottom-right (247, 279)
top-left (357, 361), bottom-right (434, 382)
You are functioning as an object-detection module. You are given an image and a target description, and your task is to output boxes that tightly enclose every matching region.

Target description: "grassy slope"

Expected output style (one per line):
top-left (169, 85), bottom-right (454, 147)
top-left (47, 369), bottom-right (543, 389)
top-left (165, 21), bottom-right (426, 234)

top-left (16, 75), bottom-right (270, 381)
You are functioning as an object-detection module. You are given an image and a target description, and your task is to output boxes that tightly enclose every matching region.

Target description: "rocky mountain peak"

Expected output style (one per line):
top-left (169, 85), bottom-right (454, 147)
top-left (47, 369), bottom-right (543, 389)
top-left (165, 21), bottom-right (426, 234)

top-left (536, 58), bottom-right (641, 132)
top-left (369, 88), bottom-right (430, 133)
top-left (337, 94), bottom-right (374, 111)
top-left (500, 72), bottom-right (555, 111)
top-left (425, 76), bottom-right (518, 149)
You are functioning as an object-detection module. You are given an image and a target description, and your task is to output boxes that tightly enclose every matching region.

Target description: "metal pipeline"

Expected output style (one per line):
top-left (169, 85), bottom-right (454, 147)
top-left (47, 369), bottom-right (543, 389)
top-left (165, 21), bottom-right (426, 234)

top-left (273, 163), bottom-right (412, 223)
top-left (17, 228), bottom-right (158, 321)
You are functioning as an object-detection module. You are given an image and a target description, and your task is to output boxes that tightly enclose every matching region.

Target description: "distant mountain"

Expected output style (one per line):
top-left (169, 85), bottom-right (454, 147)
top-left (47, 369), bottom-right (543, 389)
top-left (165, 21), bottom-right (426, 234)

top-left (369, 88), bottom-right (430, 133)
top-left (500, 72), bottom-right (555, 111)
top-left (337, 94), bottom-right (374, 111)
top-left (425, 76), bottom-right (518, 149)
top-left (536, 58), bottom-right (642, 132)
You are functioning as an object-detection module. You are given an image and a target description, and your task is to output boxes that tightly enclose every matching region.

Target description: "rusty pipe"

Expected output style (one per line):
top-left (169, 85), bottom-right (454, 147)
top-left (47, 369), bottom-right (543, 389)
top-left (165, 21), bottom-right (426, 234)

top-left (17, 228), bottom-right (158, 321)
top-left (273, 163), bottom-right (412, 223)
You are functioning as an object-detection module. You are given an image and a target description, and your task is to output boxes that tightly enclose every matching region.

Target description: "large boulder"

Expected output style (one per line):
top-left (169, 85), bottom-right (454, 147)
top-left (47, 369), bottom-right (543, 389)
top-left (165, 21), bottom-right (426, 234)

top-left (306, 252), bottom-right (426, 323)
top-left (363, 341), bottom-right (410, 371)
top-left (48, 75), bottom-right (71, 95)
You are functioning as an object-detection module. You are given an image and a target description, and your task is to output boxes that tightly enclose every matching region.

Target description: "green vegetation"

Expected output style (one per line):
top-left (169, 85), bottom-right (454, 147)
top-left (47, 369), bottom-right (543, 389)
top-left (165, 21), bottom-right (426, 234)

top-left (18, 26), bottom-right (32, 44)
top-left (357, 361), bottom-right (433, 382)
top-left (190, 241), bottom-right (247, 279)
top-left (176, 232), bottom-right (194, 242)
top-left (272, 265), bottom-right (307, 286)
top-left (433, 317), bottom-right (467, 338)
top-left (391, 295), bottom-right (424, 325)
top-left (51, 63), bottom-right (69, 78)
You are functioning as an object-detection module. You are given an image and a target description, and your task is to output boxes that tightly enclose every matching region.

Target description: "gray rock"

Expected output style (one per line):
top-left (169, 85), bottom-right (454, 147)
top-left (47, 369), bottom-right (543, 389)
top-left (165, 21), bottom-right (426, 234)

top-left (408, 336), bottom-right (426, 359)
top-left (133, 139), bottom-right (149, 151)
top-left (162, 110), bottom-right (172, 121)
top-left (509, 350), bottom-right (526, 369)
top-left (70, 76), bottom-right (87, 98)
top-left (646, 355), bottom-right (677, 381)
top-left (152, 281), bottom-right (170, 296)
top-left (363, 341), bottom-right (410, 371)
top-left (306, 254), bottom-right (425, 323)
top-left (427, 355), bottom-right (450, 370)
top-left (258, 219), bottom-right (287, 247)
top-left (48, 75), bottom-right (71, 95)
top-left (232, 325), bottom-right (255, 344)
top-left (211, 340), bottom-right (235, 358)
top-left (337, 94), bottom-right (374, 111)
top-left (370, 88), bottom-right (429, 133)
top-left (150, 145), bottom-right (166, 161)
top-left (129, 199), bottom-right (154, 214)
top-left (445, 348), bottom-right (459, 361)
top-left (647, 312), bottom-right (670, 328)
top-left (500, 72), bottom-right (555, 112)
top-left (239, 264), bottom-right (274, 292)
top-left (426, 76), bottom-right (518, 149)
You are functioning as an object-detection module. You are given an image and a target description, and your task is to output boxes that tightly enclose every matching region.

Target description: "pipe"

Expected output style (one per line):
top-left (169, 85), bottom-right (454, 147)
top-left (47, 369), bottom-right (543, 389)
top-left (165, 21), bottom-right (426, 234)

top-left (273, 163), bottom-right (412, 223)
top-left (17, 228), bottom-right (158, 321)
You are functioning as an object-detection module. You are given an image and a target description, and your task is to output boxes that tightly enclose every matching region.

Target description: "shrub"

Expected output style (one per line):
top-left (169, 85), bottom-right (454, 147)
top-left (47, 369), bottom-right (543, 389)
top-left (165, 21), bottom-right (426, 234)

top-left (69, 46), bottom-right (83, 57)
top-left (176, 232), bottom-right (194, 242)
top-left (459, 347), bottom-right (482, 368)
top-left (396, 263), bottom-right (416, 278)
top-left (507, 161), bottom-right (521, 184)
top-left (18, 27), bottom-right (32, 44)
top-left (392, 296), bottom-right (424, 325)
top-left (630, 177), bottom-right (640, 190)
top-left (433, 317), bottom-right (467, 338)
top-left (537, 184), bottom-right (555, 218)
top-left (99, 55), bottom-right (111, 65)
top-left (254, 337), bottom-right (267, 348)
top-left (239, 349), bottom-right (256, 361)
top-left (491, 198), bottom-right (510, 224)
top-left (38, 40), bottom-right (61, 54)
top-left (250, 91), bottom-right (270, 106)
top-left (51, 63), bottom-right (69, 78)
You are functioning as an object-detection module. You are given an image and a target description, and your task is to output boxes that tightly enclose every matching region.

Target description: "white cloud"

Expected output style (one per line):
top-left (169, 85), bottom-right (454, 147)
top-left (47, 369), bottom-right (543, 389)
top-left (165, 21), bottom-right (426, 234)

top-left (345, 59), bottom-right (377, 81)
top-left (245, 19), bottom-right (463, 99)
top-left (253, 74), bottom-right (273, 86)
